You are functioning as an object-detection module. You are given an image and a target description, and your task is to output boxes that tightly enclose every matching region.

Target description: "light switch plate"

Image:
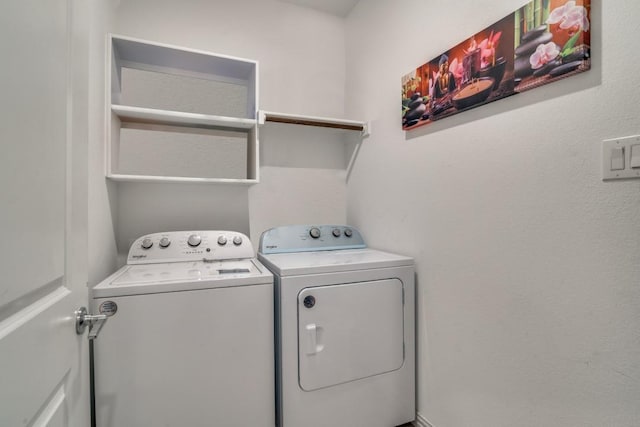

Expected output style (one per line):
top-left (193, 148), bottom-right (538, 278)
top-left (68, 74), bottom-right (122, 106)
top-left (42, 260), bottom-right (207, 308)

top-left (630, 144), bottom-right (640, 168)
top-left (602, 135), bottom-right (640, 180)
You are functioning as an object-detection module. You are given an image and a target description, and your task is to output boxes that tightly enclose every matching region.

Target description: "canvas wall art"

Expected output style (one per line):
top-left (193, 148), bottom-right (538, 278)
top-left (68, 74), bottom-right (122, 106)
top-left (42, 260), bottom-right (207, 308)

top-left (402, 0), bottom-right (591, 131)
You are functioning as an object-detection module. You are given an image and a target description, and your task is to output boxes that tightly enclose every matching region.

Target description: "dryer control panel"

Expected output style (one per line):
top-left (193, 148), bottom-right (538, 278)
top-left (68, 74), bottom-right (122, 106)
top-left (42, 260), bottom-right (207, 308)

top-left (127, 231), bottom-right (254, 264)
top-left (259, 225), bottom-right (366, 254)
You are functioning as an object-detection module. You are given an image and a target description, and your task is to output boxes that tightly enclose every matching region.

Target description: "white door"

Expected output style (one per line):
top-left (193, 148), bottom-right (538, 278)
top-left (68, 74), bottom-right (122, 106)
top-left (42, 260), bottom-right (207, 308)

top-left (297, 279), bottom-right (405, 391)
top-left (0, 0), bottom-right (90, 426)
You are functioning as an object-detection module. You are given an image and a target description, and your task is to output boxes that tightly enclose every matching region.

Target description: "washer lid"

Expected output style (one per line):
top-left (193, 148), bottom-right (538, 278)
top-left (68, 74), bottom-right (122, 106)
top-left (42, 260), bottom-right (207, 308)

top-left (258, 248), bottom-right (413, 277)
top-left (93, 259), bottom-right (272, 298)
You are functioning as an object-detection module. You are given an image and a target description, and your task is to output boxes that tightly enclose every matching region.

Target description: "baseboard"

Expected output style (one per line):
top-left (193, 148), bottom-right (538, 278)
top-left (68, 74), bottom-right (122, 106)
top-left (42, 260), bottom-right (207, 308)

top-left (413, 412), bottom-right (434, 427)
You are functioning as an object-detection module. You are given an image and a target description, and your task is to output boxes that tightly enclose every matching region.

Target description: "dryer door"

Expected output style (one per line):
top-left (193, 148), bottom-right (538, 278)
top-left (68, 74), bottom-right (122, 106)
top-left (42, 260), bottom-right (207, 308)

top-left (298, 278), bottom-right (404, 391)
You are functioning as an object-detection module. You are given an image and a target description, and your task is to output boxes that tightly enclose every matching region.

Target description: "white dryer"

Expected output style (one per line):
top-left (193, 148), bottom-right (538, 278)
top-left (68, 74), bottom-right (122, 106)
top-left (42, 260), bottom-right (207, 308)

top-left (258, 225), bottom-right (415, 427)
top-left (91, 230), bottom-right (274, 427)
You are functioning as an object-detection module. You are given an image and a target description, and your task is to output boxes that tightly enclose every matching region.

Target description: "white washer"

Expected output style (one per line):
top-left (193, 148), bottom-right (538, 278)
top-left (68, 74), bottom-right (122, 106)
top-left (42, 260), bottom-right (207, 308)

top-left (258, 225), bottom-right (415, 427)
top-left (92, 230), bottom-right (274, 427)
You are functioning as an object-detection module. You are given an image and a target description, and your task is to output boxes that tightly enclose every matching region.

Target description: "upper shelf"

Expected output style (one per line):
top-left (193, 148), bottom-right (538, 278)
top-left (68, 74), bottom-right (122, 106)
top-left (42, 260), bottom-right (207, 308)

top-left (112, 35), bottom-right (258, 97)
top-left (258, 111), bottom-right (370, 137)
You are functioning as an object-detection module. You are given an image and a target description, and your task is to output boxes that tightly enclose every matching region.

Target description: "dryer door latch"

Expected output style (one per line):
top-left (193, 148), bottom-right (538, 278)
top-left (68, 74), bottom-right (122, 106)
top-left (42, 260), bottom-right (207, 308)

top-left (303, 295), bottom-right (316, 308)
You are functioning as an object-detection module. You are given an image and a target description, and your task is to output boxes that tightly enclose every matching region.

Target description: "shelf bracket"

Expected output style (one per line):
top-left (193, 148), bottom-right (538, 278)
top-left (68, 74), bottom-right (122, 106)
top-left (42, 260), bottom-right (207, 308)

top-left (258, 110), bottom-right (267, 125)
top-left (361, 121), bottom-right (371, 138)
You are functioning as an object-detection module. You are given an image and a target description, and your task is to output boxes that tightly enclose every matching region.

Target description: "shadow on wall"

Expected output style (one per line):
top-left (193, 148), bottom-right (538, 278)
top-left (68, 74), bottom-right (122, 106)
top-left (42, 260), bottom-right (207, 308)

top-left (260, 122), bottom-right (359, 170)
top-left (115, 182), bottom-right (250, 259)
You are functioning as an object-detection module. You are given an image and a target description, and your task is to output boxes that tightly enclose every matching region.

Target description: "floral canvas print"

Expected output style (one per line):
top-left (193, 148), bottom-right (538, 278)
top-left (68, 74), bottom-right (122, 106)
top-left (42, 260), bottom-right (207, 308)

top-left (514, 0), bottom-right (591, 92)
top-left (402, 0), bottom-right (591, 131)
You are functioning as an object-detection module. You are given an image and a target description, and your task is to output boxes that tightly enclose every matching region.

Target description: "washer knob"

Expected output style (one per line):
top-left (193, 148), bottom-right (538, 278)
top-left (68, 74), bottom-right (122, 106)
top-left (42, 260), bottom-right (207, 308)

top-left (233, 236), bottom-right (243, 246)
top-left (344, 228), bottom-right (353, 238)
top-left (217, 235), bottom-right (228, 246)
top-left (187, 234), bottom-right (202, 247)
top-left (141, 238), bottom-right (153, 249)
top-left (309, 227), bottom-right (321, 239)
top-left (332, 228), bottom-right (341, 238)
top-left (159, 237), bottom-right (171, 248)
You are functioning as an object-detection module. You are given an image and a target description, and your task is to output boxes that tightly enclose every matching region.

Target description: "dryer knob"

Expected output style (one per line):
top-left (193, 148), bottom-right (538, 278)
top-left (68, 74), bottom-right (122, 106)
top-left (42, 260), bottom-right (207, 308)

top-left (332, 228), bottom-right (341, 237)
top-left (233, 236), bottom-right (243, 246)
top-left (217, 235), bottom-right (228, 246)
top-left (344, 228), bottom-right (353, 238)
top-left (187, 234), bottom-right (202, 247)
top-left (141, 238), bottom-right (153, 249)
top-left (159, 237), bottom-right (171, 248)
top-left (309, 227), bottom-right (321, 239)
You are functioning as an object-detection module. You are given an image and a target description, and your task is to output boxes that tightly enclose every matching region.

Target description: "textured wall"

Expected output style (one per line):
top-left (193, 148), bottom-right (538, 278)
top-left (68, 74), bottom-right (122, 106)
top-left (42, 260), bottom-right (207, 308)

top-left (104, 0), bottom-right (349, 260)
top-left (346, 1), bottom-right (640, 426)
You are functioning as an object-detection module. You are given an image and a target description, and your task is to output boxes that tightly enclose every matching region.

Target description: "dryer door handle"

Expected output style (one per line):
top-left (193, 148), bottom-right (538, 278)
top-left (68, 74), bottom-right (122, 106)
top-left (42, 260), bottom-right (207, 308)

top-left (305, 323), bottom-right (324, 355)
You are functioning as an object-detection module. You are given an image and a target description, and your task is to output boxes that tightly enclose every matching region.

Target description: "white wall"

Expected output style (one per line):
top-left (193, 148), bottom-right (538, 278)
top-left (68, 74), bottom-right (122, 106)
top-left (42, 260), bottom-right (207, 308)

top-left (100, 0), bottom-right (349, 260)
top-left (85, 2), bottom-right (640, 425)
top-left (346, 1), bottom-right (640, 426)
top-left (88, 0), bottom-right (119, 284)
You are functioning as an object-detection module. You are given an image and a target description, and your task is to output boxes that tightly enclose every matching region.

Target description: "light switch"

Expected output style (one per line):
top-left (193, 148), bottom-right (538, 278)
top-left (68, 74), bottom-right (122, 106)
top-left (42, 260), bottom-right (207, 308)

top-left (611, 147), bottom-right (625, 170)
top-left (631, 144), bottom-right (640, 168)
top-left (602, 135), bottom-right (640, 180)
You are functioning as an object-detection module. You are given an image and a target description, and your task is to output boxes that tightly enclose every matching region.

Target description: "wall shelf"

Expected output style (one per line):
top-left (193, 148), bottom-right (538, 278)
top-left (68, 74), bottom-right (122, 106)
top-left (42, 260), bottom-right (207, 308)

top-left (105, 173), bottom-right (258, 185)
top-left (258, 110), bottom-right (369, 182)
top-left (112, 105), bottom-right (257, 130)
top-left (106, 34), bottom-right (259, 184)
top-left (258, 111), bottom-right (370, 137)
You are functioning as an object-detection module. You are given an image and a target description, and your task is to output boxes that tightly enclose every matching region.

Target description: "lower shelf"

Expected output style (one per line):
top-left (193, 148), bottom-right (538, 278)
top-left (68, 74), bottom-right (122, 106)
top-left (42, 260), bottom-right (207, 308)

top-left (107, 174), bottom-right (259, 185)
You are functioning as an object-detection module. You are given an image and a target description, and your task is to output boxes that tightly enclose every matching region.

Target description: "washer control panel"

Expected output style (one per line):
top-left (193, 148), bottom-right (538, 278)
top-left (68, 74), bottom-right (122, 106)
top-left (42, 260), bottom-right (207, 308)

top-left (127, 231), bottom-right (254, 264)
top-left (259, 225), bottom-right (366, 254)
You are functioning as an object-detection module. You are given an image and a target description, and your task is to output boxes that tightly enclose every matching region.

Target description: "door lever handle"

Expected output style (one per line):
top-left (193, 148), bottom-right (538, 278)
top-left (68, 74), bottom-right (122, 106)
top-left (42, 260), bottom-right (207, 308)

top-left (75, 307), bottom-right (108, 340)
